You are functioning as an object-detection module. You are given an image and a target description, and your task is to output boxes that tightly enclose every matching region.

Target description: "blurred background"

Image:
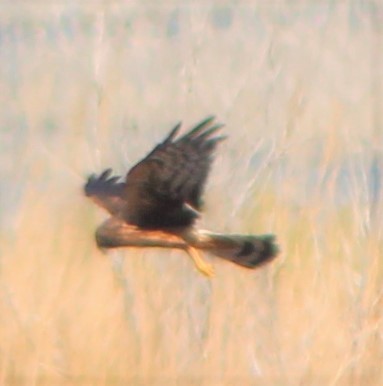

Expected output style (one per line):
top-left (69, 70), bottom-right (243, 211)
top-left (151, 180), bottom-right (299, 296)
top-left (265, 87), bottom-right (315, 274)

top-left (1, 1), bottom-right (382, 385)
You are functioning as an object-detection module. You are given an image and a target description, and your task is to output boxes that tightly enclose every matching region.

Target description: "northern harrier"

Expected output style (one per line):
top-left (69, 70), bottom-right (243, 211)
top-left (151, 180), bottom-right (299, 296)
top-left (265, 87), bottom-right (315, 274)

top-left (84, 117), bottom-right (278, 276)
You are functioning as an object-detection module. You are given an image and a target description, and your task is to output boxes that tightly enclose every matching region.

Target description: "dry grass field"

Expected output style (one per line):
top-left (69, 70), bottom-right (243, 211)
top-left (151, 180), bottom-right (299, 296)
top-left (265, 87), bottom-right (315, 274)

top-left (1, 2), bottom-right (382, 385)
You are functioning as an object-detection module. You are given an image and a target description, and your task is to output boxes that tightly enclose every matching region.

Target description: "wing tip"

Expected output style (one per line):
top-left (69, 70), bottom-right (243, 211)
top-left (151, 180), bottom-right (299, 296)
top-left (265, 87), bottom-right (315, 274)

top-left (84, 168), bottom-right (124, 197)
top-left (180, 116), bottom-right (225, 141)
top-left (164, 121), bottom-right (182, 144)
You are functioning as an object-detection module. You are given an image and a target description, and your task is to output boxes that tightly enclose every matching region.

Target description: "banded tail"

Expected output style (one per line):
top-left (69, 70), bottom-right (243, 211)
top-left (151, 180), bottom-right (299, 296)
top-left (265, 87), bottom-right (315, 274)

top-left (194, 231), bottom-right (279, 269)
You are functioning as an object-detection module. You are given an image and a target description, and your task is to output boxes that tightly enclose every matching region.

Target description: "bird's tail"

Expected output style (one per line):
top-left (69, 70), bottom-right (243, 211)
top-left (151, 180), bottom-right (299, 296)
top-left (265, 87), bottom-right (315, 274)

top-left (195, 231), bottom-right (279, 269)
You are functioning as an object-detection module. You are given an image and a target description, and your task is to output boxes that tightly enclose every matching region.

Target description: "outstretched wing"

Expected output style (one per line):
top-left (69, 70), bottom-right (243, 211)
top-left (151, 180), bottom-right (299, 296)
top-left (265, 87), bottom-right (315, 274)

top-left (123, 116), bottom-right (225, 228)
top-left (95, 218), bottom-right (279, 275)
top-left (84, 169), bottom-right (126, 216)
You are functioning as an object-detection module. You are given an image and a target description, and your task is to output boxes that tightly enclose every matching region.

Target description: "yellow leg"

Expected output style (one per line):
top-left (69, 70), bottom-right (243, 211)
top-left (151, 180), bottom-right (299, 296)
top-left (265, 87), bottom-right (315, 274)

top-left (187, 247), bottom-right (214, 277)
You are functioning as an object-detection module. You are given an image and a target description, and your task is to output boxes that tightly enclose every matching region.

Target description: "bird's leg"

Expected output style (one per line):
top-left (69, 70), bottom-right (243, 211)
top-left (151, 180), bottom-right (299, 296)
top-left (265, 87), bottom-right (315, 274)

top-left (186, 246), bottom-right (214, 277)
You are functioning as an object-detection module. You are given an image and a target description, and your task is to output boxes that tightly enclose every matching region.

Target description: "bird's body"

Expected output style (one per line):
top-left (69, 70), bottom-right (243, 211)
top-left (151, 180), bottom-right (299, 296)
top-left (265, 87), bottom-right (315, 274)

top-left (84, 117), bottom-right (278, 276)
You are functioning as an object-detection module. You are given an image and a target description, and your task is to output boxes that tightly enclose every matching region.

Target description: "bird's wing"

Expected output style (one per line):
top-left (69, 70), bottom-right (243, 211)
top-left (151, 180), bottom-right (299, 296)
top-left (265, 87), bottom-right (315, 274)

top-left (124, 116), bottom-right (225, 215)
top-left (95, 218), bottom-right (279, 276)
top-left (84, 168), bottom-right (127, 215)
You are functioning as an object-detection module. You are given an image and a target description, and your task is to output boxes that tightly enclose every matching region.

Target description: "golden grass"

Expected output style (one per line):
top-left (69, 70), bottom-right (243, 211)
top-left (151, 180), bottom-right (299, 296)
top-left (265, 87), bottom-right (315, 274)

top-left (1, 3), bottom-right (382, 385)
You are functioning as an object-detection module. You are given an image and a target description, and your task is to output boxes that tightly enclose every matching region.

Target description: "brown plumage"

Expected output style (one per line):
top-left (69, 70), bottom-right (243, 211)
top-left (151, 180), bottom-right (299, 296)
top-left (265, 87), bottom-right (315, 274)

top-left (84, 117), bottom-right (278, 276)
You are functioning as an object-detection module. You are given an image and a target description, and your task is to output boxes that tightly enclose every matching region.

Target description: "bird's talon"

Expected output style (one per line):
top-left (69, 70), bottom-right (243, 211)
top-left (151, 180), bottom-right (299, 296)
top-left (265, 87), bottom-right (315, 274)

top-left (187, 246), bottom-right (214, 278)
top-left (199, 262), bottom-right (215, 277)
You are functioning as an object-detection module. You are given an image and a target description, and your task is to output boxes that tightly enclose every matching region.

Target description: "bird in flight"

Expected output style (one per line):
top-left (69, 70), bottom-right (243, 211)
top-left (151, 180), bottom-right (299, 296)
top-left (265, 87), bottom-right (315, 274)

top-left (84, 116), bottom-right (278, 276)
